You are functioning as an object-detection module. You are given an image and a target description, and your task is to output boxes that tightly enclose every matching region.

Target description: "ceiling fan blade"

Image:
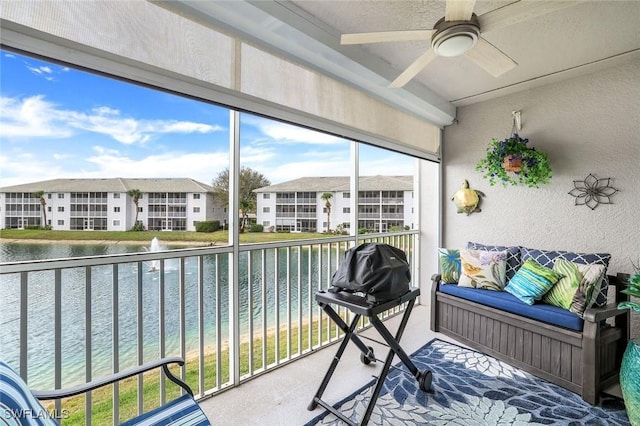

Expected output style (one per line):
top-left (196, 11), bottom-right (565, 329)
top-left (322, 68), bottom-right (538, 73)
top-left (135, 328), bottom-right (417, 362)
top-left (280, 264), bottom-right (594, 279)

top-left (341, 30), bottom-right (435, 45)
top-left (388, 49), bottom-right (438, 88)
top-left (464, 37), bottom-right (517, 77)
top-left (478, 0), bottom-right (582, 33)
top-left (445, 0), bottom-right (476, 21)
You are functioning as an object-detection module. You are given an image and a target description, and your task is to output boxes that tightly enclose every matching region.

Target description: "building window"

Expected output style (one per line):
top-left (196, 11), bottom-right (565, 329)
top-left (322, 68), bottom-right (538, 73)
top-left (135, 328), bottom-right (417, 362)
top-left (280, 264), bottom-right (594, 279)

top-left (193, 194), bottom-right (200, 199)
top-left (343, 207), bottom-right (350, 213)
top-left (58, 194), bottom-right (64, 199)
top-left (343, 192), bottom-right (350, 198)
top-left (263, 207), bottom-right (270, 213)
top-left (58, 206), bottom-right (64, 212)
top-left (138, 207), bottom-right (143, 212)
top-left (47, 207), bottom-right (52, 212)
top-left (113, 220), bottom-right (120, 226)
top-left (193, 207), bottom-right (200, 213)
top-left (263, 193), bottom-right (270, 199)
top-left (263, 221), bottom-right (270, 227)
top-left (114, 207), bottom-right (120, 212)
top-left (113, 193), bottom-right (120, 199)
top-left (47, 194), bottom-right (52, 199)
top-left (57, 220), bottom-right (64, 225)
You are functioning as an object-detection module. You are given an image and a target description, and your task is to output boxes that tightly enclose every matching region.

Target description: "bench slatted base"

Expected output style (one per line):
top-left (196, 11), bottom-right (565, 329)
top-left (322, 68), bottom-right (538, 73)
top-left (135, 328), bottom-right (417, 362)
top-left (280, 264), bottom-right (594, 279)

top-left (431, 274), bottom-right (629, 405)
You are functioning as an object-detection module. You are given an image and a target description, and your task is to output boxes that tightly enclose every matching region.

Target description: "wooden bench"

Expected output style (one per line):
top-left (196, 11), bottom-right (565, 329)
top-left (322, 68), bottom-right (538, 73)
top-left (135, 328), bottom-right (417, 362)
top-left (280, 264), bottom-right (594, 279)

top-left (430, 273), bottom-right (630, 405)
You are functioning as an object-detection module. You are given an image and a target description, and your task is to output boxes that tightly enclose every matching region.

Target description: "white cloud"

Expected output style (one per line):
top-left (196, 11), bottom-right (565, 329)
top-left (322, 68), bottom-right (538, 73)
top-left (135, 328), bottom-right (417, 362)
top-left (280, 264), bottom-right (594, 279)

top-left (0, 95), bottom-right (72, 138)
top-left (246, 116), bottom-right (343, 145)
top-left (85, 151), bottom-right (229, 184)
top-left (27, 66), bottom-right (53, 76)
top-left (0, 95), bottom-right (225, 144)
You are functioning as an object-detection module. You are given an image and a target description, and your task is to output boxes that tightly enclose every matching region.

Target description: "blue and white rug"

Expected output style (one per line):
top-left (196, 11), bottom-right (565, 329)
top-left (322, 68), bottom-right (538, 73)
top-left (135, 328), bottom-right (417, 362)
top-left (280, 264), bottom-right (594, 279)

top-left (306, 339), bottom-right (630, 425)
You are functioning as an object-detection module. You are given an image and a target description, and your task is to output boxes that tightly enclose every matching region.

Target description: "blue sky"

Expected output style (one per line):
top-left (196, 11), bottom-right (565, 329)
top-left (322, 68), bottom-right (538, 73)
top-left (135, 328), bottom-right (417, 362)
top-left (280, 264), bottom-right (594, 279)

top-left (0, 50), bottom-right (413, 188)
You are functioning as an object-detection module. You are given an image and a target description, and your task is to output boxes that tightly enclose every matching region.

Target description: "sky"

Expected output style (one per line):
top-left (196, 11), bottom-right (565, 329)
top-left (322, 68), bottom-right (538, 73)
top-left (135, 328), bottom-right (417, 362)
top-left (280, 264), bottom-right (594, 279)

top-left (0, 50), bottom-right (414, 188)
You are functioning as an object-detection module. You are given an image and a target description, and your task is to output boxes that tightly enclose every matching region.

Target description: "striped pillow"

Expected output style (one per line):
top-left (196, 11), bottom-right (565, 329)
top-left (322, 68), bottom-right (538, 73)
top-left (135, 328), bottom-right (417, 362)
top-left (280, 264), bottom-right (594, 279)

top-left (543, 259), bottom-right (605, 315)
top-left (0, 360), bottom-right (58, 425)
top-left (505, 258), bottom-right (564, 305)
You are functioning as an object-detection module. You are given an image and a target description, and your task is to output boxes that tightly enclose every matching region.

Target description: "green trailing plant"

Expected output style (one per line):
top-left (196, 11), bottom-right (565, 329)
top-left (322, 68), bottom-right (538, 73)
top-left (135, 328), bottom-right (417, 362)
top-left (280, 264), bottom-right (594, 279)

top-left (475, 134), bottom-right (552, 188)
top-left (618, 259), bottom-right (640, 313)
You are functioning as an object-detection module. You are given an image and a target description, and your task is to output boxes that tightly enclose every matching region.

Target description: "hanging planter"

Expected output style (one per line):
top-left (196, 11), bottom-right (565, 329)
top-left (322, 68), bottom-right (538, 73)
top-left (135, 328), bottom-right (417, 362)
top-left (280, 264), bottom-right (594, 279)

top-left (475, 134), bottom-right (552, 188)
top-left (502, 154), bottom-right (523, 172)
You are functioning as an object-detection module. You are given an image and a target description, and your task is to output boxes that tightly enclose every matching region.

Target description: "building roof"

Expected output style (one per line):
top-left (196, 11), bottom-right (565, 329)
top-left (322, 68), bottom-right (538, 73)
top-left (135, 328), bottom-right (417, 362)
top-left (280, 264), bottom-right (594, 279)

top-left (254, 176), bottom-right (413, 192)
top-left (0, 178), bottom-right (214, 193)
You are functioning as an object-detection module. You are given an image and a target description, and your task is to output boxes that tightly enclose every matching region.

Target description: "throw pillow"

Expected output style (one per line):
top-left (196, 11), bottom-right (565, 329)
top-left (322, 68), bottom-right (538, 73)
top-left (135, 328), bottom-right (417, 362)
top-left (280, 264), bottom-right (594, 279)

top-left (466, 242), bottom-right (521, 281)
top-left (505, 258), bottom-right (564, 305)
top-left (458, 249), bottom-right (507, 291)
top-left (438, 248), bottom-right (461, 284)
top-left (520, 246), bottom-right (611, 307)
top-left (543, 259), bottom-right (605, 316)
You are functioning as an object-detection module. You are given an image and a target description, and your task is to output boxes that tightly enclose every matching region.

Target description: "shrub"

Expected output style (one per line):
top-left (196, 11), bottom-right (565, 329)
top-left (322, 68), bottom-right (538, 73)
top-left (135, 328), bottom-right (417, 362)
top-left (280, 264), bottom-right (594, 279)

top-left (196, 221), bottom-right (220, 232)
top-left (250, 224), bottom-right (264, 232)
top-left (131, 222), bottom-right (146, 231)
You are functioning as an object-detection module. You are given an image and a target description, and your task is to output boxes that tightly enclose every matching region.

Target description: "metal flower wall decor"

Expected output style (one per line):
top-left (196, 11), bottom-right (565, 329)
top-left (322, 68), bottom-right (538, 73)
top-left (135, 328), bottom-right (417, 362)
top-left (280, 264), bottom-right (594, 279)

top-left (568, 173), bottom-right (619, 210)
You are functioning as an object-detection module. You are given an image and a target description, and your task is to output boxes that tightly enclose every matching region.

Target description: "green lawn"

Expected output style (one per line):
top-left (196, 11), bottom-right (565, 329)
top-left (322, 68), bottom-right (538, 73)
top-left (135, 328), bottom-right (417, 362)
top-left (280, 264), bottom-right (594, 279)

top-left (0, 229), bottom-right (336, 244)
top-left (48, 318), bottom-right (346, 425)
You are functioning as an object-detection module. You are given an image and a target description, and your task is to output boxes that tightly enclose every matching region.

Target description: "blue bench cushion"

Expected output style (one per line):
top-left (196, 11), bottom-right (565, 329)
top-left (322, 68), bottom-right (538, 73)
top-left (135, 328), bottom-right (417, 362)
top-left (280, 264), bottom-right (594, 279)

top-left (0, 360), bottom-right (59, 425)
top-left (439, 284), bottom-right (584, 332)
top-left (121, 393), bottom-right (210, 426)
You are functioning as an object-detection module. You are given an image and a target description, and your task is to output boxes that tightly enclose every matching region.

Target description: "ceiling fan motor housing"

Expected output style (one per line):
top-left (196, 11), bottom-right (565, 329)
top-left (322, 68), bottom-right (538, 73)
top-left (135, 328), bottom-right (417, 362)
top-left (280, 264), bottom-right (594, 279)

top-left (431, 14), bottom-right (480, 57)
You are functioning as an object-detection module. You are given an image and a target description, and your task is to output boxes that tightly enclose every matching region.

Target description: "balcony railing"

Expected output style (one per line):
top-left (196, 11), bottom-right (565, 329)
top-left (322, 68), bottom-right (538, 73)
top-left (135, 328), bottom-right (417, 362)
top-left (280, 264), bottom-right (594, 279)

top-left (0, 231), bottom-right (418, 425)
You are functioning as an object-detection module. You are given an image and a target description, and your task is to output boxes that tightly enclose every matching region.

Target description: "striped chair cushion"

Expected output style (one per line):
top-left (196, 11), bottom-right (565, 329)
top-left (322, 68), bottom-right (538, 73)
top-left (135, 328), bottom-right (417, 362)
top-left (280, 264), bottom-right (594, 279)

top-left (0, 360), bottom-right (59, 426)
top-left (121, 394), bottom-right (210, 426)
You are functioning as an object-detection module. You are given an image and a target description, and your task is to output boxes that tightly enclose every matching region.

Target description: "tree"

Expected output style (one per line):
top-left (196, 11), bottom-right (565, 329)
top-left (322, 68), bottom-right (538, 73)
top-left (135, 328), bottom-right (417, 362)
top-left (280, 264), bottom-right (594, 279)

top-left (239, 198), bottom-right (255, 230)
top-left (127, 189), bottom-right (143, 228)
top-left (212, 167), bottom-right (270, 228)
top-left (321, 192), bottom-right (333, 232)
top-left (32, 191), bottom-right (47, 228)
top-left (212, 167), bottom-right (271, 206)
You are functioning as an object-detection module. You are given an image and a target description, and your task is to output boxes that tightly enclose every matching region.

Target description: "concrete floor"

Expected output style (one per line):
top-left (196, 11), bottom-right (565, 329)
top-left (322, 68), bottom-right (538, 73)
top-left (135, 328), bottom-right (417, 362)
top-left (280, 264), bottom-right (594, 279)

top-left (198, 305), bottom-right (459, 425)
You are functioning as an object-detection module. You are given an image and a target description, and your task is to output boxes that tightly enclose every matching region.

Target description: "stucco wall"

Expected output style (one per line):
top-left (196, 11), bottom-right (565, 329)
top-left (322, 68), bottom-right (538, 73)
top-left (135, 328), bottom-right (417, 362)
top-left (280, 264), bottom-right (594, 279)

top-left (442, 60), bottom-right (640, 335)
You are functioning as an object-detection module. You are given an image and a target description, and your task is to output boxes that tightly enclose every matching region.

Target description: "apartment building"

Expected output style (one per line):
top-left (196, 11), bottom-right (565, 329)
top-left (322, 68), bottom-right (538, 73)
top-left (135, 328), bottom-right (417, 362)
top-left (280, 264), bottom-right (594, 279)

top-left (254, 176), bottom-right (414, 233)
top-left (0, 178), bottom-right (223, 231)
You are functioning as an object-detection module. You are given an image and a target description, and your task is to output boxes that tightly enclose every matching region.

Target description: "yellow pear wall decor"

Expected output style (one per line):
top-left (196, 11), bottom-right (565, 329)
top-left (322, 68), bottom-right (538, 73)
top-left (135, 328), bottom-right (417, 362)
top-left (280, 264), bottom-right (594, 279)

top-left (451, 180), bottom-right (485, 215)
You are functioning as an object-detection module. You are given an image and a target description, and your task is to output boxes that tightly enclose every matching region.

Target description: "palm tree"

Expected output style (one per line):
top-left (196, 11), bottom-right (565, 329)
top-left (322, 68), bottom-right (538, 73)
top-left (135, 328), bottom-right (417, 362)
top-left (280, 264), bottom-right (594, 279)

top-left (127, 189), bottom-right (142, 228)
top-left (32, 191), bottom-right (47, 228)
top-left (321, 192), bottom-right (333, 232)
top-left (239, 198), bottom-right (255, 230)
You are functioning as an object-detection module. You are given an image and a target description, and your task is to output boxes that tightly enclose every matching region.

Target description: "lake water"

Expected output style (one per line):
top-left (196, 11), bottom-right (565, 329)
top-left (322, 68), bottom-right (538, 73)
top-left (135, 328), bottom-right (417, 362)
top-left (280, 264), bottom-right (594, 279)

top-left (0, 240), bottom-right (329, 389)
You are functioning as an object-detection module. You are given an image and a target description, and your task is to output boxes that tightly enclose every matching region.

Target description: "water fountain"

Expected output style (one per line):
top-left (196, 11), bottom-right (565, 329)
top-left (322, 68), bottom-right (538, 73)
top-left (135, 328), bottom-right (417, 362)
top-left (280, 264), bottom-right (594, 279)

top-left (146, 237), bottom-right (163, 272)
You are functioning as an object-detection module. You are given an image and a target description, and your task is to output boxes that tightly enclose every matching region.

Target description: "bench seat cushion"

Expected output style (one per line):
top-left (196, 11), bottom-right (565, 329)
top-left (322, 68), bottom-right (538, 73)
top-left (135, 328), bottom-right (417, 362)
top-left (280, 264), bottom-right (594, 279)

top-left (121, 393), bottom-right (210, 426)
top-left (439, 284), bottom-right (584, 332)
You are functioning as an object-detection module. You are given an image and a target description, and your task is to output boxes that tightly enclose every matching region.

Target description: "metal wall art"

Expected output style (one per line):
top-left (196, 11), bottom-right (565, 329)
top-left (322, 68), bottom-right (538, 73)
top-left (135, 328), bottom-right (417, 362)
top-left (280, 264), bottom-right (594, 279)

top-left (568, 173), bottom-right (619, 210)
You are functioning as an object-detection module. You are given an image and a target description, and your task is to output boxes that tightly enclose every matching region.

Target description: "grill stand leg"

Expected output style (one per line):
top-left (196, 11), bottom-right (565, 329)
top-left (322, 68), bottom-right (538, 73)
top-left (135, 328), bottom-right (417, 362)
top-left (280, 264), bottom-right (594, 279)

top-left (307, 298), bottom-right (419, 426)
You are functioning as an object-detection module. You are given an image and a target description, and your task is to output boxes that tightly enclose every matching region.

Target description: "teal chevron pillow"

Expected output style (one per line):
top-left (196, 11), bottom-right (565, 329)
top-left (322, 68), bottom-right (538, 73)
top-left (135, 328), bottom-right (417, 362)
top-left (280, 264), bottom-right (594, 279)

top-left (543, 259), bottom-right (605, 316)
top-left (438, 248), bottom-right (461, 284)
top-left (505, 258), bottom-right (564, 305)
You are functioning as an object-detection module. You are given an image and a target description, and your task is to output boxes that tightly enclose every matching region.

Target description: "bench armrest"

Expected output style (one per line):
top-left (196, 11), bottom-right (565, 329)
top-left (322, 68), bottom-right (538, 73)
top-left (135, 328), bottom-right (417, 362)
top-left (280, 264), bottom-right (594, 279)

top-left (583, 303), bottom-right (629, 323)
top-left (32, 357), bottom-right (192, 400)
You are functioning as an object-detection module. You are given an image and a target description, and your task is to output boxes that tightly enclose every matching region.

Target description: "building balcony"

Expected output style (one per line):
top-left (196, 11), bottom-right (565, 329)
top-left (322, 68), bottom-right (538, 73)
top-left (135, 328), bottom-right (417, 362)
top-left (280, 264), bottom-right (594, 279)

top-left (0, 231), bottom-right (418, 425)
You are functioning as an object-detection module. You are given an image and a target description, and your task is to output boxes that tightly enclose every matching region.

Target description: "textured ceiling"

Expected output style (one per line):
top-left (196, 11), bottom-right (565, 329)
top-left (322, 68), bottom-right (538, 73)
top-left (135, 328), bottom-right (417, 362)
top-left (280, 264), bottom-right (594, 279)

top-left (165, 0), bottom-right (640, 126)
top-left (290, 0), bottom-right (640, 103)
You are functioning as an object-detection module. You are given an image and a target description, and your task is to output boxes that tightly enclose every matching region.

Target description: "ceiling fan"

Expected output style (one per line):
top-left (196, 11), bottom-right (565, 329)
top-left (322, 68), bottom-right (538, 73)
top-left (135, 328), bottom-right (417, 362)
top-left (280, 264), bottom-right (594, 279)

top-left (340, 0), bottom-right (580, 88)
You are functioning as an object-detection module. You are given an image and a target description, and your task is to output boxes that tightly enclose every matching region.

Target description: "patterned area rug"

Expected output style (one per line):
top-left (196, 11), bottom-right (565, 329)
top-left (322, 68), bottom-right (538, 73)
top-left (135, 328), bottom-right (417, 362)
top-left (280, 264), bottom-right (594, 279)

top-left (306, 339), bottom-right (630, 425)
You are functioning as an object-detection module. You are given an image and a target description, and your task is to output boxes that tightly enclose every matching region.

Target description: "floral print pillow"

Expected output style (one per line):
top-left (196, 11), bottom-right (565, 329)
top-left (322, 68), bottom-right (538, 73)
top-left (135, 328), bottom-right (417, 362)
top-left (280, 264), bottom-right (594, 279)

top-left (459, 249), bottom-right (507, 291)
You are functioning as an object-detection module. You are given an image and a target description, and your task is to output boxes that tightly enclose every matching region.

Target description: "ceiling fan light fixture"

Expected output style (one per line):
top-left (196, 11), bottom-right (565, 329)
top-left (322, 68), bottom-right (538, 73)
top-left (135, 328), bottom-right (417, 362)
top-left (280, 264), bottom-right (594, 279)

top-left (431, 15), bottom-right (480, 58)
